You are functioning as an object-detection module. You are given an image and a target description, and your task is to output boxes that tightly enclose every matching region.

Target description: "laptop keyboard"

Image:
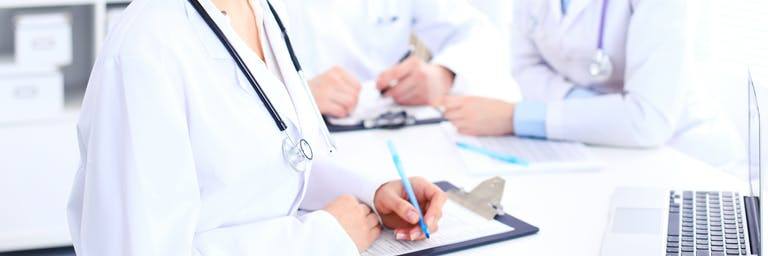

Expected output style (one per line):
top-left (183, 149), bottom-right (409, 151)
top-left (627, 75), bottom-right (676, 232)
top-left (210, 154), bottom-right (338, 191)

top-left (666, 191), bottom-right (748, 256)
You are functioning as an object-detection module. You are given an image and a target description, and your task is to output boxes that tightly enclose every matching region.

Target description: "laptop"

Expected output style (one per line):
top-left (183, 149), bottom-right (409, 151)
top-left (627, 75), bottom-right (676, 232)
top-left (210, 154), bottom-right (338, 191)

top-left (600, 73), bottom-right (763, 256)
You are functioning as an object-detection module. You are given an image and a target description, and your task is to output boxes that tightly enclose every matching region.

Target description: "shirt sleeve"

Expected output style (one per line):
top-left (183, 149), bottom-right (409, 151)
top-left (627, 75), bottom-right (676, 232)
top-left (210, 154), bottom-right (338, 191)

top-left (300, 158), bottom-right (393, 211)
top-left (513, 100), bottom-right (548, 138)
top-left (68, 55), bottom-right (359, 256)
top-left (514, 87), bottom-right (600, 138)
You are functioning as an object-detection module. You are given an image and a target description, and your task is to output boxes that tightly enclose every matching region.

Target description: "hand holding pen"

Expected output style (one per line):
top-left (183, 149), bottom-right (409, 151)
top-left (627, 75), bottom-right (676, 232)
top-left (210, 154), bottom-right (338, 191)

top-left (372, 141), bottom-right (448, 240)
top-left (376, 47), bottom-right (455, 106)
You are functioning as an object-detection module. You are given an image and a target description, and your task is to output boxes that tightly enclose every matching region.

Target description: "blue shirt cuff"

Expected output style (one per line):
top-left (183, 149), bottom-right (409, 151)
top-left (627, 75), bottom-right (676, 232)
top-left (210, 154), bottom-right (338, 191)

top-left (514, 101), bottom-right (547, 139)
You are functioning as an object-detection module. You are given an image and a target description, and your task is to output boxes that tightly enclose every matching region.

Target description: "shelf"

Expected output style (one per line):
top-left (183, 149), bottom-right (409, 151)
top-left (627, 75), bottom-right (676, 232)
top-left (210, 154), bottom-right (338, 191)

top-left (106, 0), bottom-right (130, 4)
top-left (0, 0), bottom-right (96, 8)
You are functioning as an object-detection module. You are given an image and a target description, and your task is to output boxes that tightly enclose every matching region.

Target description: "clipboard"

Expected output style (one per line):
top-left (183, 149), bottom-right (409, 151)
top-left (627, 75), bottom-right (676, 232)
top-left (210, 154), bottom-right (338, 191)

top-left (396, 177), bottom-right (540, 256)
top-left (324, 112), bottom-right (445, 133)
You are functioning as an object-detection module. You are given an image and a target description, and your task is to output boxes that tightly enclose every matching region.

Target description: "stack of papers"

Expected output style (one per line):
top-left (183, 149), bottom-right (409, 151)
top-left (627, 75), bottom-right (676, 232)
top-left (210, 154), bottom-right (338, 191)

top-left (362, 199), bottom-right (513, 256)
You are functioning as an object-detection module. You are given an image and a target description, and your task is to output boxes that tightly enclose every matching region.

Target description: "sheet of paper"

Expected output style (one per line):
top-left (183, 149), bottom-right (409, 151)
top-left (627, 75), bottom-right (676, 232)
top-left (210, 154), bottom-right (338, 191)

top-left (453, 134), bottom-right (603, 174)
top-left (327, 81), bottom-right (441, 126)
top-left (460, 136), bottom-right (593, 163)
top-left (361, 200), bottom-right (514, 256)
top-left (330, 124), bottom-right (469, 183)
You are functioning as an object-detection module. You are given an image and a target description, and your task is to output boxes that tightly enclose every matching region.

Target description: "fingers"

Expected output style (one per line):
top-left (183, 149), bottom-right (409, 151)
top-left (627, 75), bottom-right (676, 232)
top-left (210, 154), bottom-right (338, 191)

top-left (441, 96), bottom-right (464, 112)
top-left (412, 178), bottom-right (446, 237)
top-left (330, 89), bottom-right (359, 114)
top-left (333, 67), bottom-right (362, 93)
top-left (368, 223), bottom-right (381, 241)
top-left (385, 74), bottom-right (421, 105)
top-left (359, 202), bottom-right (372, 214)
top-left (376, 57), bottom-right (418, 91)
top-left (394, 225), bottom-right (427, 241)
top-left (366, 211), bottom-right (379, 230)
top-left (323, 101), bottom-right (350, 118)
top-left (390, 196), bottom-right (420, 225)
top-left (424, 190), bottom-right (446, 234)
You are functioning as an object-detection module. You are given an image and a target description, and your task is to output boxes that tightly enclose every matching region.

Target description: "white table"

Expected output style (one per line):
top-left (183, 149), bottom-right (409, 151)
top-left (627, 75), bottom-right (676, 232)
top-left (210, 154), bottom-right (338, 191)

top-left (330, 124), bottom-right (749, 256)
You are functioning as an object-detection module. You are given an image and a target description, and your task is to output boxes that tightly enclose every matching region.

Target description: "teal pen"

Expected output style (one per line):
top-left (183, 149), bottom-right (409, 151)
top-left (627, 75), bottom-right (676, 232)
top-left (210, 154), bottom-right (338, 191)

top-left (456, 142), bottom-right (529, 166)
top-left (386, 140), bottom-right (431, 239)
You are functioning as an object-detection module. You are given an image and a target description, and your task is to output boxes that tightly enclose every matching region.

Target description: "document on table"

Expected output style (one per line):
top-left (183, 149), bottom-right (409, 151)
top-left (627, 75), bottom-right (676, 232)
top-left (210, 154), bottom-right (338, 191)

top-left (361, 200), bottom-right (513, 256)
top-left (327, 81), bottom-right (442, 126)
top-left (454, 135), bottom-right (603, 175)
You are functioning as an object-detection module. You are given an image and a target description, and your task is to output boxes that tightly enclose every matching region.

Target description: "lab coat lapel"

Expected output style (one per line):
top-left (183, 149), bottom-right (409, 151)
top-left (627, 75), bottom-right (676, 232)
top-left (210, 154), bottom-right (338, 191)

top-left (560, 0), bottom-right (599, 32)
top-left (184, 0), bottom-right (230, 60)
top-left (262, 2), bottom-right (312, 132)
top-left (262, 5), bottom-right (301, 97)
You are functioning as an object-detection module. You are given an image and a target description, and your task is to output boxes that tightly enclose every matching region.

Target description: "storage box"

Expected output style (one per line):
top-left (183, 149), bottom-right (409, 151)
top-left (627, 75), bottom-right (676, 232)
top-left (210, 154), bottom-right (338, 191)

top-left (14, 13), bottom-right (73, 67)
top-left (0, 62), bottom-right (64, 123)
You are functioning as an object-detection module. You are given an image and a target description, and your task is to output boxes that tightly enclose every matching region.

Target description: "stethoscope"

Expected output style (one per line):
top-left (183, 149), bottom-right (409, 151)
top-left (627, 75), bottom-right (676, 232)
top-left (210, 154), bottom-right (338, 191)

top-left (187, 0), bottom-right (336, 172)
top-left (589, 0), bottom-right (613, 82)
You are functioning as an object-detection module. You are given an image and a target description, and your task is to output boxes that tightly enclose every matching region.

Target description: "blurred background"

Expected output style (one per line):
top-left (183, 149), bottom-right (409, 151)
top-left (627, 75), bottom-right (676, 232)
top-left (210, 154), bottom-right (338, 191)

top-left (0, 0), bottom-right (766, 253)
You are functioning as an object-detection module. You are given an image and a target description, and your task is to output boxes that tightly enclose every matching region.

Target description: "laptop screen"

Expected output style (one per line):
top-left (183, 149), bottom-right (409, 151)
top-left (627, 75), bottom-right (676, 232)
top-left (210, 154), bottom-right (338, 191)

top-left (749, 72), bottom-right (761, 197)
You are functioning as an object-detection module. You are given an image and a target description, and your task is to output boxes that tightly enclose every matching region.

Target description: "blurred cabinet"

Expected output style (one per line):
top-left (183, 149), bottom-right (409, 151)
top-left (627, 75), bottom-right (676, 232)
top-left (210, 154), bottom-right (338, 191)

top-left (0, 113), bottom-right (79, 252)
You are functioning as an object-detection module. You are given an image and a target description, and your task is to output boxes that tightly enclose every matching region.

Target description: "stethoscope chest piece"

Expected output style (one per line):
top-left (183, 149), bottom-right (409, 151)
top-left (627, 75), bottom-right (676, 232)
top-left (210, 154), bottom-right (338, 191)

top-left (589, 49), bottom-right (613, 83)
top-left (281, 121), bottom-right (313, 173)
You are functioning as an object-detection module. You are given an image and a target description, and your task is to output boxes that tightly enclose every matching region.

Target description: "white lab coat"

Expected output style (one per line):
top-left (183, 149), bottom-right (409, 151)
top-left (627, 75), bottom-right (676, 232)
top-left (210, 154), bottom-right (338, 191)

top-left (284, 0), bottom-right (519, 100)
top-left (67, 0), bottom-right (385, 255)
top-left (469, 0), bottom-right (513, 47)
top-left (512, 0), bottom-right (742, 166)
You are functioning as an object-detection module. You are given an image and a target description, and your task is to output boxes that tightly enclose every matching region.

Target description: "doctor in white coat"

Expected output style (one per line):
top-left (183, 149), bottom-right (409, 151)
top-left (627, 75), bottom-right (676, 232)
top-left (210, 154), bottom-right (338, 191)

top-left (283, 0), bottom-right (516, 118)
top-left (443, 0), bottom-right (742, 166)
top-left (67, 0), bottom-right (447, 255)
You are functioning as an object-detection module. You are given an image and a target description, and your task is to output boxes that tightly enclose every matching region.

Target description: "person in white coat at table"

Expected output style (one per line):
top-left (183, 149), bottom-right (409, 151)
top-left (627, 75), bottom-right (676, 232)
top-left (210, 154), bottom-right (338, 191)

top-left (67, 0), bottom-right (447, 255)
top-left (442, 0), bottom-right (742, 166)
top-left (283, 0), bottom-right (515, 118)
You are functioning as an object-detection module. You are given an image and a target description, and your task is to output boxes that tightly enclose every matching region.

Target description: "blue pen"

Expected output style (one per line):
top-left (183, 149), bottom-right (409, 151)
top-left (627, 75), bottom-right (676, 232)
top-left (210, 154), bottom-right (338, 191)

top-left (456, 142), bottom-right (529, 166)
top-left (386, 140), bottom-right (431, 239)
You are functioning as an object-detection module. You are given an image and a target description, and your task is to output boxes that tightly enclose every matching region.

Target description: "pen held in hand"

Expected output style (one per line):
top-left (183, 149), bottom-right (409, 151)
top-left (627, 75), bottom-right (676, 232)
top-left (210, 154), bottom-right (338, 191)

top-left (386, 140), bottom-right (431, 239)
top-left (380, 48), bottom-right (414, 96)
top-left (456, 142), bottom-right (530, 166)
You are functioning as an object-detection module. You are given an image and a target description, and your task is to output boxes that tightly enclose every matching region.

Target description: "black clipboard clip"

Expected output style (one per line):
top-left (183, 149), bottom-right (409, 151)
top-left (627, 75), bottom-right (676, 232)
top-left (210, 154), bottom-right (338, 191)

top-left (445, 176), bottom-right (506, 220)
top-left (324, 109), bottom-right (445, 133)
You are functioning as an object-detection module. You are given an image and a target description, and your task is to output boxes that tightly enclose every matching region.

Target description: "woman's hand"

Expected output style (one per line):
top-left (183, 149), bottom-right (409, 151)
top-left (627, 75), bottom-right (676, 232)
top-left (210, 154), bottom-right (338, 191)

top-left (443, 96), bottom-right (517, 136)
top-left (309, 66), bottom-right (362, 118)
top-left (324, 195), bottom-right (381, 252)
top-left (375, 57), bottom-right (454, 106)
top-left (374, 177), bottom-right (447, 241)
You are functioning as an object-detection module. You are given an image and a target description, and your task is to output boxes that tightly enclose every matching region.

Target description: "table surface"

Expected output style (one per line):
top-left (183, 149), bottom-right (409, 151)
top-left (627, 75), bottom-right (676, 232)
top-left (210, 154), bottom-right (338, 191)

top-left (328, 124), bottom-right (749, 256)
top-left (3, 124), bottom-right (748, 256)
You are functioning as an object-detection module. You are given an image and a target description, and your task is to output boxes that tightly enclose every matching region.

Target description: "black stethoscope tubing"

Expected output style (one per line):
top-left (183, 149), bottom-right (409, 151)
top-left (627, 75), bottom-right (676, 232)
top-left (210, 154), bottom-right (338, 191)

top-left (186, 0), bottom-right (291, 133)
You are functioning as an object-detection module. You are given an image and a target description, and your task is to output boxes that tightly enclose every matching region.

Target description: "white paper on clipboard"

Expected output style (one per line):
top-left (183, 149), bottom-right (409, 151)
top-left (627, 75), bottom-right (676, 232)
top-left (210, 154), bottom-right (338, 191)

top-left (326, 81), bottom-right (442, 126)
